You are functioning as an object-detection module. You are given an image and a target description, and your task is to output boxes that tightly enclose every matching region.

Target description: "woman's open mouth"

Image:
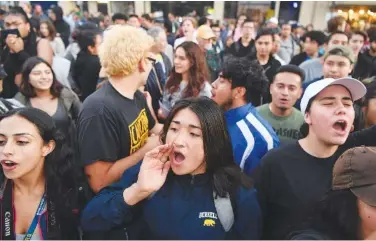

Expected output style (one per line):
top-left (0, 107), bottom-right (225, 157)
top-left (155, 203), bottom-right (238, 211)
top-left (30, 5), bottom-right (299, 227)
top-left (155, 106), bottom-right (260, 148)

top-left (172, 151), bottom-right (185, 165)
top-left (1, 160), bottom-right (18, 170)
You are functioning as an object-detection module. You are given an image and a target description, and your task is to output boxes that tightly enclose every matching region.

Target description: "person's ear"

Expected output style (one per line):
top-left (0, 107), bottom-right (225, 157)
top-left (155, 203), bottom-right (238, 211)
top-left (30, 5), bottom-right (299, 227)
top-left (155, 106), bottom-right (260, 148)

top-left (42, 140), bottom-right (55, 157)
top-left (304, 111), bottom-right (312, 125)
top-left (234, 86), bottom-right (246, 99)
top-left (349, 63), bottom-right (354, 74)
top-left (138, 57), bottom-right (147, 72)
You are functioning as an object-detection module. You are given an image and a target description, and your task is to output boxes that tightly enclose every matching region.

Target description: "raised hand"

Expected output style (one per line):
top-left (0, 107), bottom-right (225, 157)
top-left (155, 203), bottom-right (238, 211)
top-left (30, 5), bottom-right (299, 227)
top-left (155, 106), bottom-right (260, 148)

top-left (136, 144), bottom-right (173, 194)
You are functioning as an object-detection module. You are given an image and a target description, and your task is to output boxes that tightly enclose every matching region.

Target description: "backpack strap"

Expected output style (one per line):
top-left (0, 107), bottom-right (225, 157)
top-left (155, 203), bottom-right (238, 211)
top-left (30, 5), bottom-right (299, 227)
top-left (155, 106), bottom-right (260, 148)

top-left (213, 191), bottom-right (234, 232)
top-left (152, 67), bottom-right (163, 95)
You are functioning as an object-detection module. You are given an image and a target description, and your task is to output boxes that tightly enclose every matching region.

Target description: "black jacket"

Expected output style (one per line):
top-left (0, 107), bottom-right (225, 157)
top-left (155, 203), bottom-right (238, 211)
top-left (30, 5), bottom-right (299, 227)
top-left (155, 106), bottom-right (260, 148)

top-left (353, 50), bottom-right (376, 81)
top-left (0, 31), bottom-right (38, 98)
top-left (260, 55), bottom-right (281, 104)
top-left (290, 52), bottom-right (309, 66)
top-left (51, 6), bottom-right (70, 47)
top-left (226, 38), bottom-right (256, 58)
top-left (73, 50), bottom-right (101, 101)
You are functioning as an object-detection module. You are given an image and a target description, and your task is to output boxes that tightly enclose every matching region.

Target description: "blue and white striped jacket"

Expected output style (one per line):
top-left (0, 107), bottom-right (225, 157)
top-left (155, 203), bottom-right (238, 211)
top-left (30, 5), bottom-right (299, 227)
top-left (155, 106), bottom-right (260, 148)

top-left (225, 103), bottom-right (280, 176)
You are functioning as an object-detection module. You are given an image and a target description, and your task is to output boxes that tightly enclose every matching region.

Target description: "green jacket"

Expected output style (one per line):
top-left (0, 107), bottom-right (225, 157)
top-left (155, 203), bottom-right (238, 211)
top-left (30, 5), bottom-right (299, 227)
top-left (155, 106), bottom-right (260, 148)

top-left (14, 87), bottom-right (82, 120)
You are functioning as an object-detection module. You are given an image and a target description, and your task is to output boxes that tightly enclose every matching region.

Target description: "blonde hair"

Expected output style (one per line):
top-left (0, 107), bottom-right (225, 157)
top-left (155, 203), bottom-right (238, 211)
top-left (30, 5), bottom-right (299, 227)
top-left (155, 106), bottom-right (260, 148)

top-left (182, 17), bottom-right (198, 29)
top-left (99, 25), bottom-right (154, 77)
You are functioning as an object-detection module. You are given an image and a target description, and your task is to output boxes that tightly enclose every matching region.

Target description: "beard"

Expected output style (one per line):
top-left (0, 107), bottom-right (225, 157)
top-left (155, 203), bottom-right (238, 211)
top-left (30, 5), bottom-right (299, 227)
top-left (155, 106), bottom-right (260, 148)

top-left (278, 106), bottom-right (288, 112)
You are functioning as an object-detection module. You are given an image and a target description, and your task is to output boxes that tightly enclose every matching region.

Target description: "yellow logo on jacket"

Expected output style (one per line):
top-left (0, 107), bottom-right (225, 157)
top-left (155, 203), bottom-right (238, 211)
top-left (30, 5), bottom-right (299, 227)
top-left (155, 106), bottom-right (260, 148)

top-left (199, 212), bottom-right (217, 227)
top-left (203, 219), bottom-right (216, 227)
top-left (129, 109), bottom-right (149, 154)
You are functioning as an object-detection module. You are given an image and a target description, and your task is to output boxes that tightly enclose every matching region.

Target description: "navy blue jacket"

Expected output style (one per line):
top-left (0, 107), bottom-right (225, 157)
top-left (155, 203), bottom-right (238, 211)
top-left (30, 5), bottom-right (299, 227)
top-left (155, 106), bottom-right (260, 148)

top-left (81, 164), bottom-right (262, 239)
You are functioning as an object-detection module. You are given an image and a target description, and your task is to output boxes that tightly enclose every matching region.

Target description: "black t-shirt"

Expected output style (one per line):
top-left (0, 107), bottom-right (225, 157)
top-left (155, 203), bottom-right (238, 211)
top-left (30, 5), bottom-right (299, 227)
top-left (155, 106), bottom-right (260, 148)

top-left (254, 125), bottom-right (376, 239)
top-left (77, 82), bottom-right (156, 166)
top-left (226, 38), bottom-right (255, 58)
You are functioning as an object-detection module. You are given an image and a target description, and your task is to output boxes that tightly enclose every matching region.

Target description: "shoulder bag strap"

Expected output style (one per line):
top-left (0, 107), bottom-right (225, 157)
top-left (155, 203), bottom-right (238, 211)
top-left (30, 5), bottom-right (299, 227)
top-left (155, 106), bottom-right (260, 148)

top-left (213, 191), bottom-right (234, 232)
top-left (152, 67), bottom-right (163, 95)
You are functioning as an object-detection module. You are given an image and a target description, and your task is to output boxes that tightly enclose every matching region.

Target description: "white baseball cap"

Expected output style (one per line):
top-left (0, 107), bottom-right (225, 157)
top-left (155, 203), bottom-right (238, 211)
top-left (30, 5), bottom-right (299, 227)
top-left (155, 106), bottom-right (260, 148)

top-left (300, 77), bottom-right (366, 113)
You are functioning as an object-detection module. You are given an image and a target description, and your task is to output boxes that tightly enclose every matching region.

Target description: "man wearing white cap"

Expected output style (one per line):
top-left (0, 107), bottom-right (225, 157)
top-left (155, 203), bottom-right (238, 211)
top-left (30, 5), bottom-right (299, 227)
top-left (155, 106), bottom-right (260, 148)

top-left (255, 77), bottom-right (376, 239)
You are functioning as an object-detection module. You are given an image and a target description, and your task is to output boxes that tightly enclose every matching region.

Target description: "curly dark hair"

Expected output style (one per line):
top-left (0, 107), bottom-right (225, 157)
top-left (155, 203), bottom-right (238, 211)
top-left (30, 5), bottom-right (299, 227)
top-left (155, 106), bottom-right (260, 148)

top-left (165, 41), bottom-right (209, 98)
top-left (221, 56), bottom-right (268, 106)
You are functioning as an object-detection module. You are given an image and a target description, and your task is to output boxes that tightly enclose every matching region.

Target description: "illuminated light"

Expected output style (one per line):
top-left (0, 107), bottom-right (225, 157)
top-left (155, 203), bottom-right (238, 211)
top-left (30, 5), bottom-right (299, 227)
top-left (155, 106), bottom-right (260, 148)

top-left (338, 9), bottom-right (343, 13)
top-left (368, 10), bottom-right (372, 14)
top-left (293, 2), bottom-right (298, 8)
top-left (349, 9), bottom-right (354, 14)
top-left (359, 9), bottom-right (365, 15)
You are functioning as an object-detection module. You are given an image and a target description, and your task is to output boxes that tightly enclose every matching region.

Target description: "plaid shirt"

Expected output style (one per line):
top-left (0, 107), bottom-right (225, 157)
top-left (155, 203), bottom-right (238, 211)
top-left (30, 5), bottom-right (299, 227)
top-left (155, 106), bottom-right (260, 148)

top-left (205, 48), bottom-right (222, 82)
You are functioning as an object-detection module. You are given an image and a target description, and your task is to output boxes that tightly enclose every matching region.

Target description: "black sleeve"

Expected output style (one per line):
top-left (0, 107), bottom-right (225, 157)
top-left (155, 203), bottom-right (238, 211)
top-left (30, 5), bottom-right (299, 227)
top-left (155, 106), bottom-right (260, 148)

top-left (344, 125), bottom-right (376, 148)
top-left (77, 108), bottom-right (123, 165)
top-left (254, 156), bottom-right (271, 218)
top-left (289, 55), bottom-right (300, 66)
top-left (16, 50), bottom-right (32, 64)
top-left (77, 59), bottom-right (101, 101)
top-left (225, 42), bottom-right (236, 56)
top-left (135, 90), bottom-right (156, 131)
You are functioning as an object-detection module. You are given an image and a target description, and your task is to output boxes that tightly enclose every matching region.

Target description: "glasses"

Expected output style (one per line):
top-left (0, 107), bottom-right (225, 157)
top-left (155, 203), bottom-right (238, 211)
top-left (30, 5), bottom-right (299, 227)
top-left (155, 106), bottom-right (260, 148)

top-left (147, 57), bottom-right (156, 66)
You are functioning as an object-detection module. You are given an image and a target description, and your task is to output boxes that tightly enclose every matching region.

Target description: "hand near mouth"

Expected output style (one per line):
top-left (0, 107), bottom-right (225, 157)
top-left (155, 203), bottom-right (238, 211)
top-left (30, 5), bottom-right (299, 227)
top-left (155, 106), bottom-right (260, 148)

top-left (136, 144), bottom-right (173, 194)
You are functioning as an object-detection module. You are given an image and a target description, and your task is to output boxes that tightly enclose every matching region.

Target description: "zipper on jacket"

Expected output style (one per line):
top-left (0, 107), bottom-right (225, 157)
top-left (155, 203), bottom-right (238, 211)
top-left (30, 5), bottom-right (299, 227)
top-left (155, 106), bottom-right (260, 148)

top-left (190, 175), bottom-right (195, 185)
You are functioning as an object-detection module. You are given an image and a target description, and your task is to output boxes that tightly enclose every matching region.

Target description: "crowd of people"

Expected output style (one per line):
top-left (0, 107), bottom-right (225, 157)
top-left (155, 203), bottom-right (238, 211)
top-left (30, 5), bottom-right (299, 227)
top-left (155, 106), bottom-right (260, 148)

top-left (0, 2), bottom-right (375, 240)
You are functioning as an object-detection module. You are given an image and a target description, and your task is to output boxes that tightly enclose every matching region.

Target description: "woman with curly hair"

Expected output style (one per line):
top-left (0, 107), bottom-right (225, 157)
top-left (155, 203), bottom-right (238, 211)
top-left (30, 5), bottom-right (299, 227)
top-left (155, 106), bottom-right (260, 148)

top-left (159, 41), bottom-right (212, 119)
top-left (0, 107), bottom-right (85, 239)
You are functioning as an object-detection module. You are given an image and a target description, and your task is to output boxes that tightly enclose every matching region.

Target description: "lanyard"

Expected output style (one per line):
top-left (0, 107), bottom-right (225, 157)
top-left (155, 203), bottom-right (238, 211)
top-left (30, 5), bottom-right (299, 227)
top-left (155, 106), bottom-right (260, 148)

top-left (1, 179), bottom-right (61, 240)
top-left (23, 192), bottom-right (46, 240)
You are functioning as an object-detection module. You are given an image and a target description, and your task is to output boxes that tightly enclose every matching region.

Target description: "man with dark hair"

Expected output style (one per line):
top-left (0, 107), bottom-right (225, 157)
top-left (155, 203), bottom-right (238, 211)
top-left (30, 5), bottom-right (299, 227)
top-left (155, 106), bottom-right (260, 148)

top-left (112, 13), bottom-right (128, 25)
top-left (353, 28), bottom-right (376, 80)
top-left (255, 76), bottom-right (376, 239)
top-left (257, 65), bottom-right (304, 144)
top-left (254, 28), bottom-right (282, 83)
top-left (211, 57), bottom-right (279, 176)
top-left (226, 19), bottom-right (256, 58)
top-left (128, 14), bottom-right (141, 28)
top-left (211, 23), bottom-right (225, 61)
top-left (290, 30), bottom-right (327, 66)
top-left (349, 30), bottom-right (367, 60)
top-left (141, 13), bottom-right (153, 30)
top-left (278, 23), bottom-right (298, 63)
top-left (73, 27), bottom-right (102, 101)
top-left (300, 30), bottom-right (349, 82)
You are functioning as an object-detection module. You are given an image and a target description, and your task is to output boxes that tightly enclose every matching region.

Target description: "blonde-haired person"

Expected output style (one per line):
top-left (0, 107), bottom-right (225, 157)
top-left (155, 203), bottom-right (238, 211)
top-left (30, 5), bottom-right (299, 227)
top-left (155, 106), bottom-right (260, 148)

top-left (77, 25), bottom-right (163, 193)
top-left (174, 17), bottom-right (198, 49)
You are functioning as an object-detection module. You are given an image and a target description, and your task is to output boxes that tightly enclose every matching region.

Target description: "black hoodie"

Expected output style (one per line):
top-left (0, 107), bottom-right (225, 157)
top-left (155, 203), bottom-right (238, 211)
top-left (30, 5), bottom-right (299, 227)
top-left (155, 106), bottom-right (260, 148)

top-left (51, 6), bottom-right (70, 47)
top-left (353, 49), bottom-right (376, 81)
top-left (73, 50), bottom-right (101, 101)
